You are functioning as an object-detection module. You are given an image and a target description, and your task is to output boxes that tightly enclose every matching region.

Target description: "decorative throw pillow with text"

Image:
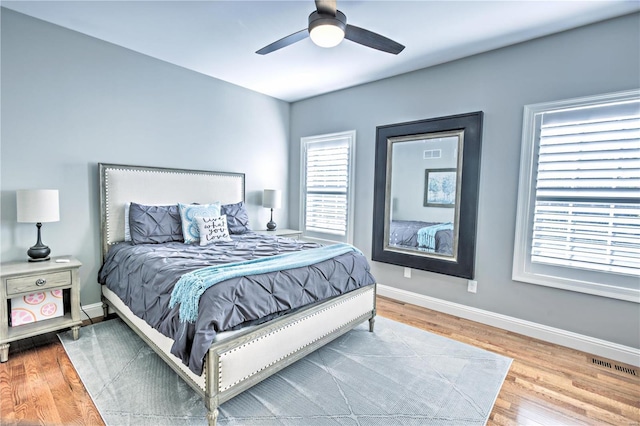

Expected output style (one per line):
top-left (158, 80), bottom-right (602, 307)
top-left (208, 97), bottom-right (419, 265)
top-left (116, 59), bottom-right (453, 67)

top-left (195, 215), bottom-right (232, 245)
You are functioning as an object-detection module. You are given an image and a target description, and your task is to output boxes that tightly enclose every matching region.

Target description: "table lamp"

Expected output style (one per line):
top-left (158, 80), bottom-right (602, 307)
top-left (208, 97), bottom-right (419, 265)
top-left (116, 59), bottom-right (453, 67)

top-left (16, 189), bottom-right (60, 262)
top-left (262, 189), bottom-right (282, 231)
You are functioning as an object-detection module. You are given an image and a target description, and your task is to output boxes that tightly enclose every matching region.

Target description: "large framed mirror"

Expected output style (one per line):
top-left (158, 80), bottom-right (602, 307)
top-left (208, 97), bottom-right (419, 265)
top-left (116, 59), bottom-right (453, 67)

top-left (372, 112), bottom-right (483, 279)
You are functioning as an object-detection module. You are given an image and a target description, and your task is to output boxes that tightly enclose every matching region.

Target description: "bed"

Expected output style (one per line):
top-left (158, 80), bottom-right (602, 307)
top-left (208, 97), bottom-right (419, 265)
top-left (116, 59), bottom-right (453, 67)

top-left (97, 163), bottom-right (377, 425)
top-left (389, 220), bottom-right (454, 255)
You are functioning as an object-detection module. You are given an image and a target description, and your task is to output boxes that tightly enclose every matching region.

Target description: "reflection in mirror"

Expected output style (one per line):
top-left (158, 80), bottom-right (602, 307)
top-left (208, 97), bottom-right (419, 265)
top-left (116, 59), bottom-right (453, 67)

top-left (386, 133), bottom-right (462, 260)
top-left (372, 112), bottom-right (483, 279)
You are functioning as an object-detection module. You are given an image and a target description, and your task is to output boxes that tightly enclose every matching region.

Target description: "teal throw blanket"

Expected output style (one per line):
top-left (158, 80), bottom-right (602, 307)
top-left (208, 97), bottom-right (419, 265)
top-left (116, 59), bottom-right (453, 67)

top-left (417, 222), bottom-right (453, 252)
top-left (170, 243), bottom-right (360, 323)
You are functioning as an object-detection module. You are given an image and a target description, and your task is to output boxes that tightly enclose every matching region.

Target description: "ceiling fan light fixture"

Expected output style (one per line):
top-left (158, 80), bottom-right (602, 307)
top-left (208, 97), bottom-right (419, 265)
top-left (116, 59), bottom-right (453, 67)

top-left (256, 3), bottom-right (404, 56)
top-left (310, 25), bottom-right (344, 47)
top-left (308, 10), bottom-right (346, 48)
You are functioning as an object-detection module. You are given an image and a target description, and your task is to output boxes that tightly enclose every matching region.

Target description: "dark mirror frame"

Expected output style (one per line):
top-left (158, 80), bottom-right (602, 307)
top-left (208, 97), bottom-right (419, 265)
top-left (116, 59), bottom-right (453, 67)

top-left (372, 112), bottom-right (483, 279)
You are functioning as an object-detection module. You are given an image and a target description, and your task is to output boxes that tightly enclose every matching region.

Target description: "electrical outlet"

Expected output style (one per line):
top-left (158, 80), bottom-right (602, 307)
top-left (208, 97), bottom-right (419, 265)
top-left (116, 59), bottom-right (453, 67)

top-left (404, 267), bottom-right (411, 278)
top-left (467, 280), bottom-right (478, 293)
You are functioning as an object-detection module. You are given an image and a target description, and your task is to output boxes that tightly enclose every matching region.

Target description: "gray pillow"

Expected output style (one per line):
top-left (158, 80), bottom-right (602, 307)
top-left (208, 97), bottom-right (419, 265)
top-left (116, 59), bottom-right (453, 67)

top-left (221, 201), bottom-right (251, 234)
top-left (129, 203), bottom-right (183, 244)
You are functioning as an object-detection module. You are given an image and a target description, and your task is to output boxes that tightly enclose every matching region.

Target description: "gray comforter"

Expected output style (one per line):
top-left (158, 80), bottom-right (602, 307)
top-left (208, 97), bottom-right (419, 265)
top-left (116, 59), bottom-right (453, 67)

top-left (389, 220), bottom-right (453, 255)
top-left (98, 233), bottom-right (376, 375)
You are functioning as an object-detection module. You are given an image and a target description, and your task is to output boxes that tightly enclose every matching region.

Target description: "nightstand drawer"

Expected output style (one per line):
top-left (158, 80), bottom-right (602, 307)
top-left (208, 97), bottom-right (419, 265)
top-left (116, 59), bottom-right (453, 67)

top-left (6, 270), bottom-right (72, 296)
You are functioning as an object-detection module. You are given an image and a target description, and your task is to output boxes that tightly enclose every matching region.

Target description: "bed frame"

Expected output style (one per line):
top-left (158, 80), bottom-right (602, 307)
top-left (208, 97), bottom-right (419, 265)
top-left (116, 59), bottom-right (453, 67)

top-left (98, 163), bottom-right (376, 425)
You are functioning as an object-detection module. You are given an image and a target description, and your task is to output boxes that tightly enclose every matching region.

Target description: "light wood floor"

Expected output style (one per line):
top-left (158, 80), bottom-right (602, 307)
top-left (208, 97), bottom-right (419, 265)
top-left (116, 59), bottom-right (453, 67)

top-left (1, 296), bottom-right (638, 425)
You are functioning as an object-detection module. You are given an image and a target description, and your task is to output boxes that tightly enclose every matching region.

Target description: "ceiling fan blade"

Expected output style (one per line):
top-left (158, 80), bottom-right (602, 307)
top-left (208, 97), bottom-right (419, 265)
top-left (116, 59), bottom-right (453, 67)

top-left (345, 24), bottom-right (405, 55)
top-left (315, 0), bottom-right (337, 16)
top-left (256, 28), bottom-right (310, 55)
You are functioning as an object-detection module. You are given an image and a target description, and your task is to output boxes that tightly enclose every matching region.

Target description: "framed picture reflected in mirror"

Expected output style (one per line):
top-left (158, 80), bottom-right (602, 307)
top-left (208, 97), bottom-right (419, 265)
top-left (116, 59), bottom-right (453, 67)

top-left (424, 168), bottom-right (457, 208)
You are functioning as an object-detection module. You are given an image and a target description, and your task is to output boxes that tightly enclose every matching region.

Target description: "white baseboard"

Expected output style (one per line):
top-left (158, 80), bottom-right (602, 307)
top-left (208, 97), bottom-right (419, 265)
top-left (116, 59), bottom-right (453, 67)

top-left (377, 284), bottom-right (640, 367)
top-left (80, 302), bottom-right (105, 321)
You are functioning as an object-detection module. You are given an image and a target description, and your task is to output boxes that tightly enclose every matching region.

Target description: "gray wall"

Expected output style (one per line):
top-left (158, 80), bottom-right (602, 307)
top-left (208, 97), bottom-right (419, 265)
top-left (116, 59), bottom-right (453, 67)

top-left (1, 9), bottom-right (291, 306)
top-left (290, 13), bottom-right (640, 348)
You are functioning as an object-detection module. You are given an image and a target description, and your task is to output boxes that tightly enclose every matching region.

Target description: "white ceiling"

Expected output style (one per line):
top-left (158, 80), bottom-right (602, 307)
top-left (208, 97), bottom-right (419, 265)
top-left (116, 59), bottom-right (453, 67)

top-left (3, 1), bottom-right (639, 102)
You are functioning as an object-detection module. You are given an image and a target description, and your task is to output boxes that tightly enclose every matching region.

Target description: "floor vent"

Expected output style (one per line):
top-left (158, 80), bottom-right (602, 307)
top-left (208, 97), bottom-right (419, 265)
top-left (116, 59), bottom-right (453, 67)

top-left (614, 365), bottom-right (638, 376)
top-left (592, 358), bottom-right (612, 368)
top-left (591, 357), bottom-right (638, 376)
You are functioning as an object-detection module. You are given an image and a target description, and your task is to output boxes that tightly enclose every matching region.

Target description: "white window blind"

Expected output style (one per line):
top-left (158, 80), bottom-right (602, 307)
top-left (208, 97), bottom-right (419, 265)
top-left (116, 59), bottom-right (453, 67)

top-left (513, 89), bottom-right (640, 302)
top-left (532, 100), bottom-right (640, 275)
top-left (301, 131), bottom-right (355, 243)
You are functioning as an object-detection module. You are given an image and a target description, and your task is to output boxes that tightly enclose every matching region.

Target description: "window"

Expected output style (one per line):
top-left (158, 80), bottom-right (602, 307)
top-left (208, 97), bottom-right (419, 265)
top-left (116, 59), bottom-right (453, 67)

top-left (301, 131), bottom-right (355, 244)
top-left (513, 89), bottom-right (640, 302)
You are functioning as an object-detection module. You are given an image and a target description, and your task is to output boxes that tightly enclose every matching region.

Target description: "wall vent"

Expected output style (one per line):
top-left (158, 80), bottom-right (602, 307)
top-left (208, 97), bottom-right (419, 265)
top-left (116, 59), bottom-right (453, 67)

top-left (591, 357), bottom-right (638, 376)
top-left (423, 149), bottom-right (442, 159)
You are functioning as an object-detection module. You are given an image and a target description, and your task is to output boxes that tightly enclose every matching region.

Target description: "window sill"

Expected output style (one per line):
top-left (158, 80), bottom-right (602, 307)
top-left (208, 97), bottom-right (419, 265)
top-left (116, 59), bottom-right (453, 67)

top-left (512, 268), bottom-right (640, 303)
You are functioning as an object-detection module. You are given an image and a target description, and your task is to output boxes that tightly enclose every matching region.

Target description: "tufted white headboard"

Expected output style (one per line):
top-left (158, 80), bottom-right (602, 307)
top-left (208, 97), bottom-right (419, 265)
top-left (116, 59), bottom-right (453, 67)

top-left (99, 163), bottom-right (245, 261)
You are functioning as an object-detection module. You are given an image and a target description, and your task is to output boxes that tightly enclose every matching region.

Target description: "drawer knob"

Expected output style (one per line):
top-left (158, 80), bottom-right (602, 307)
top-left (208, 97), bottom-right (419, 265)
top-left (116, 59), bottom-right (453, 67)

top-left (35, 278), bottom-right (47, 286)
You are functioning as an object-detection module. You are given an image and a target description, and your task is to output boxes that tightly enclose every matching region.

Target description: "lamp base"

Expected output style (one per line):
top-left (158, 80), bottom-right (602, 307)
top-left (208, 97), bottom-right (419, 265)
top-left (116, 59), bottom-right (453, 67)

top-left (28, 256), bottom-right (51, 262)
top-left (27, 244), bottom-right (51, 262)
top-left (266, 208), bottom-right (277, 231)
top-left (27, 223), bottom-right (51, 261)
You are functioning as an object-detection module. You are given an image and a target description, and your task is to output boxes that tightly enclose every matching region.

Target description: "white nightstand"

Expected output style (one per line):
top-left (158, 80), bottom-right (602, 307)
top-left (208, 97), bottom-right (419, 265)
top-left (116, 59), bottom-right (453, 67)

top-left (254, 228), bottom-right (303, 239)
top-left (0, 256), bottom-right (82, 362)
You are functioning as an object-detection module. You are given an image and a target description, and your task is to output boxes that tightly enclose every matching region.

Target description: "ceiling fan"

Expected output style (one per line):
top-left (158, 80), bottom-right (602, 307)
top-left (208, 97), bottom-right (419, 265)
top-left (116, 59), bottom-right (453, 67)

top-left (256, 0), bottom-right (405, 55)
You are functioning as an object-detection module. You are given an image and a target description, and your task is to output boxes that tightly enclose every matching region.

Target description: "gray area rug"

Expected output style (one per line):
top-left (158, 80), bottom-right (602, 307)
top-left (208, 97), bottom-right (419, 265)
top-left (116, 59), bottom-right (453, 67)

top-left (59, 316), bottom-right (511, 425)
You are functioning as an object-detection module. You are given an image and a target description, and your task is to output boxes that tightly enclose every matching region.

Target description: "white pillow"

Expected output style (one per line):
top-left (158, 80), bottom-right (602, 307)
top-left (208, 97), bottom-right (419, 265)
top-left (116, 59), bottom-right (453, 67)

top-left (195, 215), bottom-right (232, 246)
top-left (178, 202), bottom-right (221, 244)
